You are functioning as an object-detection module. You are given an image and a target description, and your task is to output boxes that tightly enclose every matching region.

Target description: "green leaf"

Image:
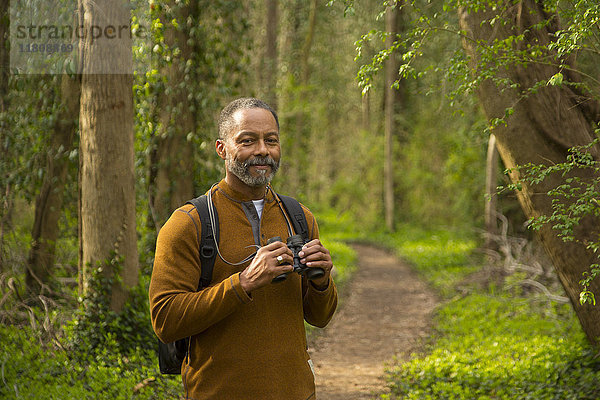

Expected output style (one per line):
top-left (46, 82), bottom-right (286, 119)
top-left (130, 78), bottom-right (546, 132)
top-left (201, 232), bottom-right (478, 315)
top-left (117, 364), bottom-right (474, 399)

top-left (547, 72), bottom-right (563, 86)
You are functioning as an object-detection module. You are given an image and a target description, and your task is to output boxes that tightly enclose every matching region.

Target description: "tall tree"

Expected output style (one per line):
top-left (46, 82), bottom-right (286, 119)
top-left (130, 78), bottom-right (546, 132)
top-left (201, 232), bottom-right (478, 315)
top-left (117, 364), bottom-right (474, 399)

top-left (0, 0), bottom-right (9, 271)
top-left (26, 74), bottom-right (80, 295)
top-left (79, 0), bottom-right (138, 312)
top-left (149, 1), bottom-right (195, 228)
top-left (295, 0), bottom-right (318, 199)
top-left (146, 1), bottom-right (249, 229)
top-left (459, 0), bottom-right (600, 344)
top-left (384, 4), bottom-right (400, 231)
top-left (274, 0), bottom-right (320, 198)
top-left (262, 0), bottom-right (278, 108)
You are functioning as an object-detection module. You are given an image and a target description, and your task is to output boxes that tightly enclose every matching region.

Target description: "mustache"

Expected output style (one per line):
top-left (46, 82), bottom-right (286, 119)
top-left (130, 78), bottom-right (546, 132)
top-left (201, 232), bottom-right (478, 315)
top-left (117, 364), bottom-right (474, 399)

top-left (243, 156), bottom-right (279, 169)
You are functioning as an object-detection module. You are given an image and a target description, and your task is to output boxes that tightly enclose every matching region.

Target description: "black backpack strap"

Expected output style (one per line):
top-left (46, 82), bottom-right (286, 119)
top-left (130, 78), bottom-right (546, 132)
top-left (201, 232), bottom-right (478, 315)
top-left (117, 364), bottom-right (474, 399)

top-left (158, 193), bottom-right (219, 375)
top-left (277, 194), bottom-right (309, 242)
top-left (186, 194), bottom-right (219, 289)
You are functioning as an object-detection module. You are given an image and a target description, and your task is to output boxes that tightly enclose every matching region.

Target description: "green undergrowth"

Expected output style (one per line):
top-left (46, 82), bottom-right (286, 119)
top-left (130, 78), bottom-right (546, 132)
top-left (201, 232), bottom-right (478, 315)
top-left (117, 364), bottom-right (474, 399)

top-left (376, 226), bottom-right (600, 400)
top-left (305, 209), bottom-right (358, 336)
top-left (317, 209), bottom-right (358, 290)
top-left (0, 209), bottom-right (357, 399)
top-left (0, 325), bottom-right (182, 400)
top-left (371, 225), bottom-right (480, 297)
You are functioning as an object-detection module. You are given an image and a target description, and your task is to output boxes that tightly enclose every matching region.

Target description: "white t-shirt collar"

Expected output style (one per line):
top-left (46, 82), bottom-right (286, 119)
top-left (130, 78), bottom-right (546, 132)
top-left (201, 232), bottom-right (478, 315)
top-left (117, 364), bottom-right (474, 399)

top-left (252, 199), bottom-right (265, 219)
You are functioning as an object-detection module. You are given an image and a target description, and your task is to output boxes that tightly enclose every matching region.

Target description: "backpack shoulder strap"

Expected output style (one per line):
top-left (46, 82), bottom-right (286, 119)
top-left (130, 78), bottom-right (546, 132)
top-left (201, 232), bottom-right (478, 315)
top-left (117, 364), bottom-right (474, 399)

top-left (186, 194), bottom-right (219, 290)
top-left (277, 194), bottom-right (309, 242)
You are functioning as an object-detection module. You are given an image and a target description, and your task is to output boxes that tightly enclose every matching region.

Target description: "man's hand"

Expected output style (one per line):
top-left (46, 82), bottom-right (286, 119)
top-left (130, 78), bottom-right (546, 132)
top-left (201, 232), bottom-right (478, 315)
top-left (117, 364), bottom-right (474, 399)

top-left (239, 241), bottom-right (293, 294)
top-left (299, 239), bottom-right (334, 289)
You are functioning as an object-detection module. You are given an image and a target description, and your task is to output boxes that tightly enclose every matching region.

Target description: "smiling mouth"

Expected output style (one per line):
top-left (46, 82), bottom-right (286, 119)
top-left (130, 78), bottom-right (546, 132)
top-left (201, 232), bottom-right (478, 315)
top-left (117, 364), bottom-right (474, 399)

top-left (243, 156), bottom-right (279, 175)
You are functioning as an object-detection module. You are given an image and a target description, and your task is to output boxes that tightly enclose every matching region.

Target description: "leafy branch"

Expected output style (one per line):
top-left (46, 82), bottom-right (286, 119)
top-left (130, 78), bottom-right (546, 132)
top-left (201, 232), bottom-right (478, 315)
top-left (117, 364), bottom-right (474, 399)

top-left (499, 135), bottom-right (600, 304)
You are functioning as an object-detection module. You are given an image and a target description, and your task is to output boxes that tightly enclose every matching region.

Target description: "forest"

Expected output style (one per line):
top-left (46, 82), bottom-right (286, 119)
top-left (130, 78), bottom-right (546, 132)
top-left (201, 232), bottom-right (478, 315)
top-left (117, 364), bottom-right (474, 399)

top-left (1, 0), bottom-right (600, 399)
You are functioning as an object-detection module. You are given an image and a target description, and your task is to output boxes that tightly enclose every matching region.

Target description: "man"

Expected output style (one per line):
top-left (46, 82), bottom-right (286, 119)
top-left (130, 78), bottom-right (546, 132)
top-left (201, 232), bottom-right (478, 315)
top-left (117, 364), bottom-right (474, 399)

top-left (149, 97), bottom-right (338, 399)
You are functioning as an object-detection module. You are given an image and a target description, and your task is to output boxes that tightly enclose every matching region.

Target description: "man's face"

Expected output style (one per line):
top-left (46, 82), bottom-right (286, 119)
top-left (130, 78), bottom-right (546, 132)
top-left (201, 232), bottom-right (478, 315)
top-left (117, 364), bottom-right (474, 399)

top-left (218, 108), bottom-right (281, 188)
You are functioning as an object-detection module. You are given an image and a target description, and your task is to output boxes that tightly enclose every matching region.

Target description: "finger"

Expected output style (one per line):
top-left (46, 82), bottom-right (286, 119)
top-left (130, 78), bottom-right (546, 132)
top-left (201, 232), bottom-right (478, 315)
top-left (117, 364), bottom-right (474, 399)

top-left (263, 240), bottom-right (288, 252)
top-left (301, 255), bottom-right (331, 266)
top-left (300, 246), bottom-right (329, 261)
top-left (272, 246), bottom-right (293, 259)
top-left (301, 239), bottom-right (321, 249)
top-left (277, 263), bottom-right (294, 273)
top-left (267, 236), bottom-right (284, 245)
top-left (301, 260), bottom-right (333, 267)
top-left (305, 259), bottom-right (332, 268)
top-left (274, 252), bottom-right (293, 266)
top-left (298, 245), bottom-right (323, 258)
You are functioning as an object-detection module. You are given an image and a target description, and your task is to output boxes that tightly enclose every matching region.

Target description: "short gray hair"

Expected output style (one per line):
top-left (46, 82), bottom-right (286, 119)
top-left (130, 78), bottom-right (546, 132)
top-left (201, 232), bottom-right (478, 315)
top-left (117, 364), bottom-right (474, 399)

top-left (218, 97), bottom-right (279, 140)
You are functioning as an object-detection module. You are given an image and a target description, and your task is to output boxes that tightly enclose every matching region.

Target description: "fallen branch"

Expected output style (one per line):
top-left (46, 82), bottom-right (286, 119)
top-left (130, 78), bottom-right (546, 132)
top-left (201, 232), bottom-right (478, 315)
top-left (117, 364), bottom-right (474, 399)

top-left (133, 377), bottom-right (156, 393)
top-left (517, 279), bottom-right (570, 304)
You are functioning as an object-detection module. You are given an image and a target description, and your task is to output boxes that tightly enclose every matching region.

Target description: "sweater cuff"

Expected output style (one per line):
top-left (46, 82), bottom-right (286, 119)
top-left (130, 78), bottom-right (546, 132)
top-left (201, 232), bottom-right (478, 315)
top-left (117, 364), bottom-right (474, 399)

top-left (230, 272), bottom-right (253, 304)
top-left (308, 277), bottom-right (333, 294)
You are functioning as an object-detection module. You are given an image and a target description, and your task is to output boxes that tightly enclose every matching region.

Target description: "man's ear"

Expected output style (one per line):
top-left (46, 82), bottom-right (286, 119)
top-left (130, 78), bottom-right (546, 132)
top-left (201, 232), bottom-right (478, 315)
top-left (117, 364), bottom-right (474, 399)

top-left (215, 139), bottom-right (227, 160)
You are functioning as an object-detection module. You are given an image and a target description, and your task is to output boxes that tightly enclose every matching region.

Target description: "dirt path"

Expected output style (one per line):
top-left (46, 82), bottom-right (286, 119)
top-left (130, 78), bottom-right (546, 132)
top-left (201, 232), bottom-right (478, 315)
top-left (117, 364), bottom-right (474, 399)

top-left (308, 244), bottom-right (439, 400)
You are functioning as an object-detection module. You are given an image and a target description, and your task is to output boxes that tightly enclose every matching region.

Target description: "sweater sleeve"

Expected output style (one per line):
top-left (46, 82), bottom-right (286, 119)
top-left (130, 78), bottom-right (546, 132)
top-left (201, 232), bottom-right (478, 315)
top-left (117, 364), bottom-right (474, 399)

top-left (301, 208), bottom-right (338, 328)
top-left (149, 206), bottom-right (251, 343)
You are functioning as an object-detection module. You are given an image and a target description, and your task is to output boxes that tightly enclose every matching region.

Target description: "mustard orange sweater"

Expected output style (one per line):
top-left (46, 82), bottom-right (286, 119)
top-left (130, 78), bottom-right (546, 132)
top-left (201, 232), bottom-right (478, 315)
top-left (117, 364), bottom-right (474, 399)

top-left (149, 180), bottom-right (338, 399)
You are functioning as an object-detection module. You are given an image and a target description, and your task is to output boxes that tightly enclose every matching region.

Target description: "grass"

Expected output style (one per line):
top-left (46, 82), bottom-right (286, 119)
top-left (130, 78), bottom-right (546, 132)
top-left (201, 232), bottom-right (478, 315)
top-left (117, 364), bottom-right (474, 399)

top-left (374, 226), bottom-right (600, 400)
top-left (369, 225), bottom-right (480, 297)
top-left (0, 325), bottom-right (182, 400)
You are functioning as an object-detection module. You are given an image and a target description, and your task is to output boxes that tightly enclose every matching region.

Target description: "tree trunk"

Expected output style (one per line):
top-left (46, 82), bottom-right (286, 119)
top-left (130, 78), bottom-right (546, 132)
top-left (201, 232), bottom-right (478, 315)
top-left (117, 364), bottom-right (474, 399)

top-left (296, 0), bottom-right (318, 199)
top-left (150, 2), bottom-right (195, 229)
top-left (299, 0), bottom-right (318, 86)
top-left (277, 0), bottom-right (318, 197)
top-left (0, 0), bottom-right (10, 271)
top-left (263, 0), bottom-right (278, 108)
top-left (384, 5), bottom-right (400, 231)
top-left (79, 0), bottom-right (138, 312)
top-left (484, 134), bottom-right (499, 250)
top-left (26, 74), bottom-right (80, 295)
top-left (0, 0), bottom-right (7, 106)
top-left (361, 91), bottom-right (371, 133)
top-left (459, 1), bottom-right (600, 345)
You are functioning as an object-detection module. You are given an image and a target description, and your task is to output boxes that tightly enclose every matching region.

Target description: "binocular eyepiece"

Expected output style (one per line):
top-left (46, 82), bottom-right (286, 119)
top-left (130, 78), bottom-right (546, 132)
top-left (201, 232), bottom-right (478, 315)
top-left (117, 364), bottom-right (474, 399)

top-left (268, 235), bottom-right (325, 283)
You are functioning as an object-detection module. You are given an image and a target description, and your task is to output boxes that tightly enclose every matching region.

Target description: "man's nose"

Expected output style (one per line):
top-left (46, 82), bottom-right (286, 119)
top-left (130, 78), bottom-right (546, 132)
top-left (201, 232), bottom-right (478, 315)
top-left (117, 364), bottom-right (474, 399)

top-left (254, 139), bottom-right (269, 156)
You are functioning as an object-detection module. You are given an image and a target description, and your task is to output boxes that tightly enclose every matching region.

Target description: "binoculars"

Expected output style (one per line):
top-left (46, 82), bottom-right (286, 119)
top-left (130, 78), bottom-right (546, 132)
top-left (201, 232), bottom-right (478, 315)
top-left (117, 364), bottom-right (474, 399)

top-left (268, 235), bottom-right (325, 283)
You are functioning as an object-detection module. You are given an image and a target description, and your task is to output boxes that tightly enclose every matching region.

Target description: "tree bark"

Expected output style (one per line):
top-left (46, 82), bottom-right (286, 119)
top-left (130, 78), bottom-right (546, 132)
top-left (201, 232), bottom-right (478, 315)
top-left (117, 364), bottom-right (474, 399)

top-left (150, 2), bottom-right (195, 229)
top-left (295, 0), bottom-right (318, 199)
top-left (362, 91), bottom-right (370, 133)
top-left (0, 0), bottom-right (10, 271)
top-left (26, 74), bottom-right (80, 295)
top-left (459, 0), bottom-right (600, 345)
top-left (79, 0), bottom-right (138, 312)
top-left (263, 0), bottom-right (278, 108)
top-left (277, 0), bottom-right (318, 197)
top-left (0, 0), bottom-right (7, 100)
top-left (484, 134), bottom-right (499, 250)
top-left (384, 5), bottom-right (400, 231)
top-left (300, 0), bottom-right (318, 86)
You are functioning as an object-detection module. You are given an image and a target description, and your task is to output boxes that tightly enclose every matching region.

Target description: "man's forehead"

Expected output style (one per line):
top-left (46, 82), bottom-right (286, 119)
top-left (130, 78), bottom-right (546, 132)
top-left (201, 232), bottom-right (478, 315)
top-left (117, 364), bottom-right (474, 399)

top-left (231, 108), bottom-right (278, 130)
top-left (232, 107), bottom-right (277, 126)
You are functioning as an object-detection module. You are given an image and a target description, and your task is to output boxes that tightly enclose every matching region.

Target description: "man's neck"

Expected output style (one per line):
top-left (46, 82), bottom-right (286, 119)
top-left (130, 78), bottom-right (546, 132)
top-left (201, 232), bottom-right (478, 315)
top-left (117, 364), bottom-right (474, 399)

top-left (224, 173), bottom-right (267, 200)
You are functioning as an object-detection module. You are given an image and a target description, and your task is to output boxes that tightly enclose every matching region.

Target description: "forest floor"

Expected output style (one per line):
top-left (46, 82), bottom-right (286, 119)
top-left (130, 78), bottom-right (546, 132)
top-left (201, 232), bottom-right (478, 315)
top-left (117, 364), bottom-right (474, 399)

top-left (308, 244), bottom-right (439, 400)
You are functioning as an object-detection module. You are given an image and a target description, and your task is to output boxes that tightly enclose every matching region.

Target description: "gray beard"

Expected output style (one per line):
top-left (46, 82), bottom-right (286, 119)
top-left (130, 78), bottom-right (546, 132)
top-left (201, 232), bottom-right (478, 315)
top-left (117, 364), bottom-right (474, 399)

top-left (226, 155), bottom-right (280, 187)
